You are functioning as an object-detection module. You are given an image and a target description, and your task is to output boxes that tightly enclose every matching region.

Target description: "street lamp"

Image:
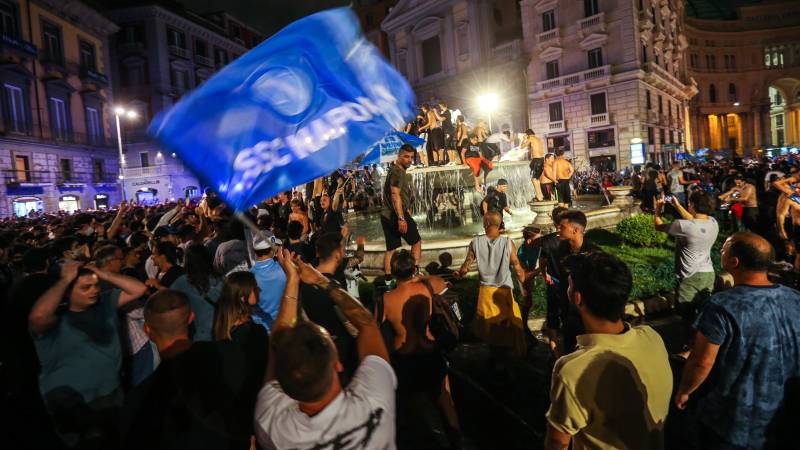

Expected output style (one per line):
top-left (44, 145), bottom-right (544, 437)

top-left (114, 106), bottom-right (138, 201)
top-left (477, 92), bottom-right (498, 133)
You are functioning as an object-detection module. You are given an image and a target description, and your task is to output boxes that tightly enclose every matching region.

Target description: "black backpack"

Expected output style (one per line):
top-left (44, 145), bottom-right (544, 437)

top-left (420, 278), bottom-right (462, 353)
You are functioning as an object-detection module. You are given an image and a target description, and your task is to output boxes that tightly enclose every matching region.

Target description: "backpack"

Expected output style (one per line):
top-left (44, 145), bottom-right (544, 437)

top-left (420, 278), bottom-right (462, 353)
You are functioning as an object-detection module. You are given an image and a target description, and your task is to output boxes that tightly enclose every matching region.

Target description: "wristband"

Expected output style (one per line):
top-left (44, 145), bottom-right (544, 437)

top-left (398, 216), bottom-right (406, 222)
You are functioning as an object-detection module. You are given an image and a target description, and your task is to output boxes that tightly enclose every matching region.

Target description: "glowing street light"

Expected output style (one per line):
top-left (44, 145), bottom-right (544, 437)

top-left (477, 92), bottom-right (499, 133)
top-left (113, 106), bottom-right (139, 201)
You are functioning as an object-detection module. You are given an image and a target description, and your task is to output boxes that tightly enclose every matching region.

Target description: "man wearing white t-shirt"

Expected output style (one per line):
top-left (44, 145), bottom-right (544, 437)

top-left (255, 249), bottom-right (396, 450)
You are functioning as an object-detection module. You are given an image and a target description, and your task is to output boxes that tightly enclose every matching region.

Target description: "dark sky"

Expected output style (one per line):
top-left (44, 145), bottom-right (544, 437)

top-left (182, 0), bottom-right (353, 34)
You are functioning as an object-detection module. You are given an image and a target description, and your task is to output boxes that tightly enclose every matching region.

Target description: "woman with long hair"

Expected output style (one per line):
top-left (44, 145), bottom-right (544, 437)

top-left (171, 244), bottom-right (223, 341)
top-left (214, 271), bottom-right (262, 341)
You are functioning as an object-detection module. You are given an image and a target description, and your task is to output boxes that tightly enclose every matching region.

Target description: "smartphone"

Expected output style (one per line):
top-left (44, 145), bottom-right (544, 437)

top-left (664, 195), bottom-right (674, 202)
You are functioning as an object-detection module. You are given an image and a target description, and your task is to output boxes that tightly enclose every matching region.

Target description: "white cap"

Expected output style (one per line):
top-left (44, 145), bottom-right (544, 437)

top-left (253, 233), bottom-right (281, 251)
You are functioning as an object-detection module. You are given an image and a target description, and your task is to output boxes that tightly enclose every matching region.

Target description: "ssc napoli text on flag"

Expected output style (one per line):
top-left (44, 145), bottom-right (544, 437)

top-left (148, 7), bottom-right (416, 211)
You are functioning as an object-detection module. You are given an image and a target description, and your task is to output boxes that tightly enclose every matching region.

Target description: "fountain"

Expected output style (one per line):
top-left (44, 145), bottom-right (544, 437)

top-left (346, 161), bottom-right (638, 273)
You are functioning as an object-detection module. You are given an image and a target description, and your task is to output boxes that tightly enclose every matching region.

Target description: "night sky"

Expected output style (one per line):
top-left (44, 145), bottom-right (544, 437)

top-left (182, 0), bottom-right (354, 34)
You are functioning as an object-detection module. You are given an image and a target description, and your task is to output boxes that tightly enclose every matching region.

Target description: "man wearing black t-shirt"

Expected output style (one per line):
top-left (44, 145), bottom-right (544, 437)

top-left (381, 144), bottom-right (422, 276)
top-left (539, 210), bottom-right (600, 355)
top-left (482, 179), bottom-right (513, 230)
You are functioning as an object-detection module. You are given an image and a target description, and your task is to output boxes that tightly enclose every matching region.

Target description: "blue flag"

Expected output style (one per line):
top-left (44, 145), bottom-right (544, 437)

top-left (362, 131), bottom-right (426, 166)
top-left (148, 7), bottom-right (416, 211)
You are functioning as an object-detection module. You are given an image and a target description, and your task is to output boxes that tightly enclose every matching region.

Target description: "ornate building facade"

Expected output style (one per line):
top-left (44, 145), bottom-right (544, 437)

top-left (685, 0), bottom-right (800, 154)
top-left (0, 0), bottom-right (120, 217)
top-left (381, 0), bottom-right (528, 133)
top-left (105, 3), bottom-right (263, 203)
top-left (522, 0), bottom-right (695, 170)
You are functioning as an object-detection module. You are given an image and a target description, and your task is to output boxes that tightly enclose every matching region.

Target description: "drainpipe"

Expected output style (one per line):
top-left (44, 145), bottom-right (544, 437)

top-left (26, 0), bottom-right (44, 139)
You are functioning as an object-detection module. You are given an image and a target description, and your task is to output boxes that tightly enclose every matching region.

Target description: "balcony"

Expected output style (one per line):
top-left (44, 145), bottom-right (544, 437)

top-left (39, 54), bottom-right (68, 80)
top-left (79, 67), bottom-right (109, 86)
top-left (548, 120), bottom-right (566, 133)
top-left (590, 113), bottom-right (610, 127)
top-left (536, 65), bottom-right (611, 92)
top-left (168, 45), bottom-right (189, 59)
top-left (644, 62), bottom-right (686, 93)
top-left (536, 28), bottom-right (560, 49)
top-left (4, 169), bottom-right (54, 185)
top-left (195, 54), bottom-right (212, 67)
top-left (117, 41), bottom-right (145, 53)
top-left (491, 39), bottom-right (522, 61)
top-left (0, 34), bottom-right (37, 63)
top-left (123, 164), bottom-right (184, 178)
top-left (0, 121), bottom-right (113, 148)
top-left (577, 12), bottom-right (605, 38)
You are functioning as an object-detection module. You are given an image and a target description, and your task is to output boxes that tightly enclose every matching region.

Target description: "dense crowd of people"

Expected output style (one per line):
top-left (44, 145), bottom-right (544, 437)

top-left (1, 145), bottom-right (799, 450)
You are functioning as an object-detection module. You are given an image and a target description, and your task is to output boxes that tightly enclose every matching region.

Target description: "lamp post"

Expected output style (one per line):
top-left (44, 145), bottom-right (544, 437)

top-left (477, 92), bottom-right (498, 133)
top-left (114, 106), bottom-right (138, 201)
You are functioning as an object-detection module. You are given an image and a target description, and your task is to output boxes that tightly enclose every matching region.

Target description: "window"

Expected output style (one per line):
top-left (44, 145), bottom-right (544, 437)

top-left (646, 91), bottom-right (652, 110)
top-left (659, 128), bottom-right (665, 144)
top-left (85, 107), bottom-right (102, 143)
top-left (195, 39), bottom-right (208, 57)
top-left (49, 97), bottom-right (68, 139)
top-left (647, 126), bottom-right (655, 145)
top-left (140, 152), bottom-right (150, 167)
top-left (456, 25), bottom-right (469, 56)
top-left (587, 128), bottom-right (614, 148)
top-left (641, 43), bottom-right (648, 63)
top-left (171, 69), bottom-right (189, 94)
top-left (669, 130), bottom-right (674, 144)
top-left (79, 40), bottom-right (96, 71)
top-left (690, 54), bottom-right (698, 68)
top-left (546, 60), bottom-right (559, 79)
top-left (166, 27), bottom-right (186, 49)
top-left (121, 22), bottom-right (145, 45)
top-left (93, 159), bottom-right (103, 180)
top-left (15, 155), bottom-right (29, 181)
top-left (548, 102), bottom-right (563, 122)
top-left (421, 36), bottom-right (442, 77)
top-left (214, 47), bottom-right (228, 67)
top-left (4, 83), bottom-right (26, 133)
top-left (709, 84), bottom-right (717, 103)
top-left (590, 92), bottom-right (607, 115)
top-left (776, 114), bottom-right (784, 127)
top-left (764, 46), bottom-right (785, 67)
top-left (41, 21), bottom-right (63, 64)
top-left (728, 83), bottom-right (737, 102)
top-left (705, 54), bottom-right (716, 70)
top-left (0, 0), bottom-right (18, 37)
top-left (542, 10), bottom-right (556, 32)
top-left (724, 54), bottom-right (736, 70)
top-left (588, 48), bottom-right (603, 69)
top-left (658, 95), bottom-right (663, 113)
top-left (584, 0), bottom-right (599, 17)
top-left (548, 135), bottom-right (569, 153)
top-left (60, 158), bottom-right (72, 181)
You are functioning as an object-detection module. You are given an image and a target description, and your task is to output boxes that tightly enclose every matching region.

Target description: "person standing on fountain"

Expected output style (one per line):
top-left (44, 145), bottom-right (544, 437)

top-left (554, 149), bottom-right (575, 208)
top-left (381, 144), bottom-right (423, 277)
top-left (438, 102), bottom-right (458, 166)
top-left (523, 130), bottom-right (546, 201)
top-left (462, 134), bottom-right (493, 194)
top-left (420, 103), bottom-right (445, 166)
top-left (455, 115), bottom-right (469, 165)
top-left (482, 179), bottom-right (513, 232)
top-left (540, 153), bottom-right (556, 201)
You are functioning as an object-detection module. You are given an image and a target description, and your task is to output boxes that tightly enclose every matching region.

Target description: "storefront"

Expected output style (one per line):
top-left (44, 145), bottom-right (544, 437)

top-left (183, 185), bottom-right (199, 200)
top-left (58, 195), bottom-right (80, 213)
top-left (589, 155), bottom-right (617, 173)
top-left (94, 194), bottom-right (110, 210)
top-left (135, 188), bottom-right (158, 205)
top-left (12, 197), bottom-right (43, 217)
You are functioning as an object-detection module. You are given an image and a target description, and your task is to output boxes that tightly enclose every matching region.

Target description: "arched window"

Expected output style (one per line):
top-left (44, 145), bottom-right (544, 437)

top-left (709, 84), bottom-right (717, 103)
top-left (728, 83), bottom-right (737, 102)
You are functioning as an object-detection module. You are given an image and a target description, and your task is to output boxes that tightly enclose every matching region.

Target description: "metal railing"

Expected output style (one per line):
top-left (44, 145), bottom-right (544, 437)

top-left (3, 169), bottom-right (118, 185)
top-left (123, 164), bottom-right (184, 178)
top-left (0, 120), bottom-right (114, 147)
top-left (3, 169), bottom-right (53, 184)
top-left (168, 45), bottom-right (189, 59)
top-left (195, 54), bottom-right (212, 66)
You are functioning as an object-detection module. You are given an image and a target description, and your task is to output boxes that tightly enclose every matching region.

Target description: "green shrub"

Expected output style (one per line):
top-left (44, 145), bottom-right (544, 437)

top-left (615, 214), bottom-right (668, 247)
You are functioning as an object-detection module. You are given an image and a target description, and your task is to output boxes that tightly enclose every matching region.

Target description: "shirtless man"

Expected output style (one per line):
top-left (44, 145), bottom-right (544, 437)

top-left (719, 175), bottom-right (758, 232)
top-left (523, 129), bottom-right (546, 201)
top-left (420, 104), bottom-right (445, 166)
top-left (553, 149), bottom-right (575, 207)
top-left (773, 173), bottom-right (800, 268)
top-left (540, 153), bottom-right (556, 201)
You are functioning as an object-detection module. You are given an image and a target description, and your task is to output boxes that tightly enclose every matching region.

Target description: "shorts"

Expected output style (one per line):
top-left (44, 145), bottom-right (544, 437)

top-left (677, 271), bottom-right (715, 305)
top-left (480, 142), bottom-right (499, 159)
top-left (530, 158), bottom-right (544, 179)
top-left (557, 179), bottom-right (572, 205)
top-left (465, 156), bottom-right (493, 178)
top-left (427, 128), bottom-right (445, 150)
top-left (380, 212), bottom-right (422, 251)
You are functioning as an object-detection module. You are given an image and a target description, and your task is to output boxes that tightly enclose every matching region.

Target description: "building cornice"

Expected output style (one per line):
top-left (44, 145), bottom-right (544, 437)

top-left (35, 0), bottom-right (119, 36)
top-left (382, 0), bottom-right (459, 33)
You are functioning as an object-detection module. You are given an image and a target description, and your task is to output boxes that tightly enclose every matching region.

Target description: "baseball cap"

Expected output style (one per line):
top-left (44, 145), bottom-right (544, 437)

top-left (253, 233), bottom-right (282, 251)
top-left (497, 179), bottom-right (509, 186)
top-left (153, 226), bottom-right (178, 240)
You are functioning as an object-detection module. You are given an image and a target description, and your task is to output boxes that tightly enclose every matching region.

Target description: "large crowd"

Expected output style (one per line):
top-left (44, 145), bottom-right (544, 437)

top-left (1, 127), bottom-right (800, 450)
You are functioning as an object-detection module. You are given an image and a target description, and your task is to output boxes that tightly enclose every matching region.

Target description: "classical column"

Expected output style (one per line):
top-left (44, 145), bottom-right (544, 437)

top-left (720, 114), bottom-right (729, 149)
top-left (752, 109), bottom-right (762, 149)
top-left (702, 114), bottom-right (711, 148)
top-left (762, 108), bottom-right (773, 147)
top-left (736, 113), bottom-right (745, 155)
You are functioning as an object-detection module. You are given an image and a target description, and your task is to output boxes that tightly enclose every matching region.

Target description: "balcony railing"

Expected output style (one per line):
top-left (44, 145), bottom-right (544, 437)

top-left (118, 41), bottom-right (145, 53)
top-left (79, 66), bottom-right (109, 86)
top-left (490, 39), bottom-right (521, 60)
top-left (577, 12), bottom-right (605, 36)
top-left (4, 169), bottom-right (54, 184)
top-left (195, 54), bottom-right (212, 66)
top-left (123, 164), bottom-right (184, 178)
top-left (57, 171), bottom-right (119, 184)
top-left (168, 45), bottom-right (189, 59)
top-left (1, 33), bottom-right (37, 57)
top-left (537, 28), bottom-right (559, 46)
top-left (0, 120), bottom-right (113, 148)
top-left (548, 120), bottom-right (566, 133)
top-left (536, 65), bottom-right (610, 91)
top-left (590, 113), bottom-right (610, 127)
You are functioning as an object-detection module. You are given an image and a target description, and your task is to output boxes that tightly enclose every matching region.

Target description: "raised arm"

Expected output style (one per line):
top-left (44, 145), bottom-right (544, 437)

top-left (670, 196), bottom-right (694, 220)
top-left (29, 261), bottom-right (81, 335)
top-left (267, 249), bottom-right (301, 381)
top-left (86, 266), bottom-right (148, 306)
top-left (107, 202), bottom-right (128, 240)
top-left (773, 176), bottom-right (797, 196)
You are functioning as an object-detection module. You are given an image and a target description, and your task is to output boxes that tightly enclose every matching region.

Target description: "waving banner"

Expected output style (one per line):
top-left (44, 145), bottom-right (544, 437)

top-left (149, 7), bottom-right (416, 211)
